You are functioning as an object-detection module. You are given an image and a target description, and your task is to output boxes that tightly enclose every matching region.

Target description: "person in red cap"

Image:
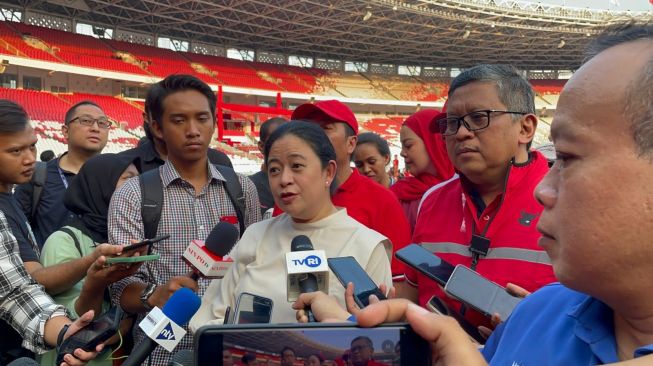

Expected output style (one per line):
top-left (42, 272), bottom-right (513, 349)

top-left (391, 109), bottom-right (455, 232)
top-left (284, 100), bottom-right (412, 282)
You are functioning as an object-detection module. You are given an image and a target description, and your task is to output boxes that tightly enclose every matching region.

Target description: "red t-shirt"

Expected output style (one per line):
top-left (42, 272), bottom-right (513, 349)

top-left (274, 169), bottom-right (411, 279)
top-left (407, 152), bottom-right (556, 328)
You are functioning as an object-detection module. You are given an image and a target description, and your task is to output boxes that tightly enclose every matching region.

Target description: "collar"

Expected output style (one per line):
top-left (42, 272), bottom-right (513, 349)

top-left (55, 152), bottom-right (75, 175)
top-left (568, 295), bottom-right (619, 362)
top-left (138, 139), bottom-right (164, 164)
top-left (160, 160), bottom-right (225, 187)
top-left (335, 168), bottom-right (361, 194)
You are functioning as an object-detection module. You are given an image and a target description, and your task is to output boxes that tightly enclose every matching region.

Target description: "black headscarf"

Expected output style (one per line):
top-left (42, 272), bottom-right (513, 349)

top-left (63, 153), bottom-right (138, 244)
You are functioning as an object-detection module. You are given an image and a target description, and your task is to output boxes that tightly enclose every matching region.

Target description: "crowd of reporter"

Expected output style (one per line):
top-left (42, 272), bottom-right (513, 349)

top-left (0, 21), bottom-right (649, 366)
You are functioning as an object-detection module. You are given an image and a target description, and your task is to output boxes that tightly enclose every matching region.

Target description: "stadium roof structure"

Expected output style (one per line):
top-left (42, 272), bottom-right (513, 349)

top-left (5, 0), bottom-right (652, 70)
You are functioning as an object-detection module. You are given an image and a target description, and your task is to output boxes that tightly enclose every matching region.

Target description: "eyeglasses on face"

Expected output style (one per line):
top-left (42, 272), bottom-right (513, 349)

top-left (67, 115), bottom-right (111, 129)
top-left (437, 109), bottom-right (527, 136)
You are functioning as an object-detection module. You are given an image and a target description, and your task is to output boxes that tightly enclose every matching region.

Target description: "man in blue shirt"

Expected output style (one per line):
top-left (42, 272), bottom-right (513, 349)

top-left (295, 22), bottom-right (653, 365)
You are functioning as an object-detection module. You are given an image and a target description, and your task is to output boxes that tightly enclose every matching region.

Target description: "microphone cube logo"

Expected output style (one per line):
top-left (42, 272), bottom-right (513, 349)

top-left (292, 255), bottom-right (322, 268)
top-left (156, 322), bottom-right (176, 341)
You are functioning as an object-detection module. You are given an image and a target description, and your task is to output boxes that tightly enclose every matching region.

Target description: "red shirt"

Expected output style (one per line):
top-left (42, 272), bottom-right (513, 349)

top-left (274, 169), bottom-right (411, 279)
top-left (407, 152), bottom-right (556, 327)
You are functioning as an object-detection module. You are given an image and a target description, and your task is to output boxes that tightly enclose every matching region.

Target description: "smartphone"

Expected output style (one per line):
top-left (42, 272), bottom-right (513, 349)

top-left (444, 265), bottom-right (522, 321)
top-left (327, 257), bottom-right (386, 308)
top-left (426, 297), bottom-right (485, 344)
top-left (233, 293), bottom-right (273, 324)
top-left (195, 323), bottom-right (430, 366)
top-left (395, 244), bottom-right (456, 286)
top-left (121, 234), bottom-right (170, 253)
top-left (105, 253), bottom-right (160, 264)
top-left (56, 306), bottom-right (123, 364)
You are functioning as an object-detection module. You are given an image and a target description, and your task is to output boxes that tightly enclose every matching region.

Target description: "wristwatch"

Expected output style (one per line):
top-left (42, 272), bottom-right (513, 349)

top-left (140, 283), bottom-right (157, 311)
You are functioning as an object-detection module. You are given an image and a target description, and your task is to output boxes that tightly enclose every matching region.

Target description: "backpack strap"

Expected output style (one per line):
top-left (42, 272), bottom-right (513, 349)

top-left (215, 165), bottom-right (246, 237)
top-left (30, 162), bottom-right (48, 221)
top-left (59, 227), bottom-right (83, 257)
top-left (139, 169), bottom-right (164, 242)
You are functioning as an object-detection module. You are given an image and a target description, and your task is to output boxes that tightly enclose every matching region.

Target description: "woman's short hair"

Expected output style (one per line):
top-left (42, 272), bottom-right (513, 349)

top-left (356, 132), bottom-right (391, 158)
top-left (264, 121), bottom-right (336, 169)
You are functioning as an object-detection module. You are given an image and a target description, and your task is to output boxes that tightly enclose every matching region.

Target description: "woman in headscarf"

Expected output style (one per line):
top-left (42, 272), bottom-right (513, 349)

top-left (38, 153), bottom-right (139, 366)
top-left (391, 109), bottom-right (455, 232)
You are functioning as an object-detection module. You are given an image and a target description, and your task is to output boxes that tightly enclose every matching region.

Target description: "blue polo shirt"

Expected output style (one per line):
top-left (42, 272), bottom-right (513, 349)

top-left (482, 283), bottom-right (653, 365)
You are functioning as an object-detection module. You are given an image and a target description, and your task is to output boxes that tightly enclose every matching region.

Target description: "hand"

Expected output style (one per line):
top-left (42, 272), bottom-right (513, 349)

top-left (292, 291), bottom-right (350, 323)
top-left (506, 283), bottom-right (530, 298)
top-left (148, 275), bottom-right (199, 308)
top-left (356, 300), bottom-right (487, 366)
top-left (344, 282), bottom-right (396, 317)
top-left (89, 243), bottom-right (124, 261)
top-left (60, 310), bottom-right (104, 366)
top-left (85, 255), bottom-right (143, 287)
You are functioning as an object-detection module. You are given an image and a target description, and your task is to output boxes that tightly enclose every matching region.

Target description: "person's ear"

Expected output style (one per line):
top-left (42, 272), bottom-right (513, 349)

top-left (149, 120), bottom-right (164, 140)
top-left (61, 124), bottom-right (69, 141)
top-left (518, 114), bottom-right (538, 147)
top-left (346, 135), bottom-right (358, 156)
top-left (325, 160), bottom-right (337, 185)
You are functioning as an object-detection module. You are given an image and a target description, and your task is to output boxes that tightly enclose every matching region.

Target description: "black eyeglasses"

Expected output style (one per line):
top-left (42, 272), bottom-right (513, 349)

top-left (436, 110), bottom-right (527, 136)
top-left (67, 115), bottom-right (112, 129)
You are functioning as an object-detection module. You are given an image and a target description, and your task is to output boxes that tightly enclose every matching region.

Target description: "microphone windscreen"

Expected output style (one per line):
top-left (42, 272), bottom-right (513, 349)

top-left (162, 287), bottom-right (201, 326)
top-left (205, 221), bottom-right (240, 256)
top-left (291, 235), bottom-right (313, 252)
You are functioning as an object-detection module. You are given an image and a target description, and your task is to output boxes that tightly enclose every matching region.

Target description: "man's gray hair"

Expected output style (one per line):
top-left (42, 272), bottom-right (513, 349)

top-left (585, 22), bottom-right (653, 157)
top-left (448, 64), bottom-right (536, 116)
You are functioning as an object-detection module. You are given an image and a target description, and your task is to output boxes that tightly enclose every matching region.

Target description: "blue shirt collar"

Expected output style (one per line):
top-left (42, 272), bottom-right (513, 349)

top-left (568, 295), bottom-right (653, 361)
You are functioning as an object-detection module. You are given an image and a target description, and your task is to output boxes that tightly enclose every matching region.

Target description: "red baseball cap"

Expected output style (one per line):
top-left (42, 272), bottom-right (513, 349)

top-left (291, 100), bottom-right (359, 134)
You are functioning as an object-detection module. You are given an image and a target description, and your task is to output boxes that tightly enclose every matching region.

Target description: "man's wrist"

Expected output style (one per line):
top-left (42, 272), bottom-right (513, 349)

top-left (140, 283), bottom-right (157, 311)
top-left (56, 323), bottom-right (72, 347)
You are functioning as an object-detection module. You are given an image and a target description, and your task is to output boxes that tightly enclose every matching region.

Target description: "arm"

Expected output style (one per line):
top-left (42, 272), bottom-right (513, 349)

top-left (377, 195), bottom-right (412, 281)
top-left (12, 182), bottom-right (33, 219)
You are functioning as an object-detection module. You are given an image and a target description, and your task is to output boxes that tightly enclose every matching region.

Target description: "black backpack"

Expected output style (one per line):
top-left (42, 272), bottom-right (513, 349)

top-left (139, 165), bottom-right (246, 240)
top-left (29, 161), bottom-right (48, 223)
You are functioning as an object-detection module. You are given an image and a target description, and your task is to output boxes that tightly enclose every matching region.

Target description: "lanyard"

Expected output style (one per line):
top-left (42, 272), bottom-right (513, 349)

top-left (57, 165), bottom-right (69, 189)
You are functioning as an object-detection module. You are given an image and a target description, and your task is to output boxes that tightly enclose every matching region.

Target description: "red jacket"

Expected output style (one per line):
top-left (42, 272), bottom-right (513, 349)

top-left (275, 169), bottom-right (411, 279)
top-left (406, 151), bottom-right (556, 327)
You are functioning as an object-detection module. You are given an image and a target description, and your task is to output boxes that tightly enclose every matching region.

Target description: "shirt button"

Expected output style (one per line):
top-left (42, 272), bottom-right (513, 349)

top-left (483, 215), bottom-right (490, 221)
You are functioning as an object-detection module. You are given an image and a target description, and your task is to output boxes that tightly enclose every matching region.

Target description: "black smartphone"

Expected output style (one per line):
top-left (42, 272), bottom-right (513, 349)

top-left (395, 244), bottom-right (456, 286)
top-left (444, 265), bottom-right (522, 321)
top-left (233, 293), bottom-right (273, 324)
top-left (56, 306), bottom-right (123, 365)
top-left (327, 256), bottom-right (386, 308)
top-left (195, 323), bottom-right (430, 366)
top-left (121, 234), bottom-right (170, 253)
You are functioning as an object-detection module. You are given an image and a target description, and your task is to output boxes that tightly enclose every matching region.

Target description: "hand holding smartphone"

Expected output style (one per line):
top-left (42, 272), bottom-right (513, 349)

top-left (327, 257), bottom-right (386, 308)
top-left (104, 235), bottom-right (169, 265)
top-left (56, 307), bottom-right (123, 365)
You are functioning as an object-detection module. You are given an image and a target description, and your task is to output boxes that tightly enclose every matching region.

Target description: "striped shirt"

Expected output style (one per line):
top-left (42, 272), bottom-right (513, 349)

top-left (0, 210), bottom-right (67, 353)
top-left (108, 160), bottom-right (260, 365)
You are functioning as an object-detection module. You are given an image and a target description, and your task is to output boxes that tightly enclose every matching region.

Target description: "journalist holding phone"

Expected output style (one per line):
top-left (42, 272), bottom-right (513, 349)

top-left (190, 121), bottom-right (392, 328)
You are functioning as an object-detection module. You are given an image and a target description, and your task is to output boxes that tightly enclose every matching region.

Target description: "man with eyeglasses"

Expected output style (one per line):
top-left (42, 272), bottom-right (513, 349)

top-left (15, 101), bottom-right (110, 248)
top-left (399, 64), bottom-right (556, 330)
top-left (349, 336), bottom-right (384, 366)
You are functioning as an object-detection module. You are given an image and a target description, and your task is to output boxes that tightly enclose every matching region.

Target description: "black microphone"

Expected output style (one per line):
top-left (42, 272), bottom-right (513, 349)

top-left (183, 221), bottom-right (239, 280)
top-left (291, 235), bottom-right (318, 322)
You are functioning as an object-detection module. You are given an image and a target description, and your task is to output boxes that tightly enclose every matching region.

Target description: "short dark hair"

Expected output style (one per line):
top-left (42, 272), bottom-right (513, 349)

top-left (259, 117), bottom-right (288, 144)
top-left (40, 150), bottom-right (55, 162)
top-left (351, 336), bottom-right (373, 348)
top-left (65, 100), bottom-right (102, 124)
top-left (281, 346), bottom-right (296, 356)
top-left (449, 64), bottom-right (536, 148)
top-left (242, 353), bottom-right (257, 364)
top-left (0, 99), bottom-right (30, 133)
top-left (585, 22), bottom-right (653, 157)
top-left (146, 74), bottom-right (216, 128)
top-left (356, 132), bottom-right (390, 158)
top-left (264, 121), bottom-right (337, 170)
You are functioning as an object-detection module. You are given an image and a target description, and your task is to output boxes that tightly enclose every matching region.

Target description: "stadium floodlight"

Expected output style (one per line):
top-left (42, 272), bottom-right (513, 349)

top-left (462, 30), bottom-right (471, 39)
top-left (363, 10), bottom-right (373, 21)
top-left (557, 39), bottom-right (566, 48)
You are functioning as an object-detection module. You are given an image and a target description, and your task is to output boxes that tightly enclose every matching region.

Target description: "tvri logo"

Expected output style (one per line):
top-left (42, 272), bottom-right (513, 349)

top-left (292, 255), bottom-right (322, 268)
top-left (156, 323), bottom-right (176, 341)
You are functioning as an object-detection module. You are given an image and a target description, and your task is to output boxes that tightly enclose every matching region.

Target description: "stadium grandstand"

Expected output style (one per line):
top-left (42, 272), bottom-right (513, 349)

top-left (0, 0), bottom-right (649, 173)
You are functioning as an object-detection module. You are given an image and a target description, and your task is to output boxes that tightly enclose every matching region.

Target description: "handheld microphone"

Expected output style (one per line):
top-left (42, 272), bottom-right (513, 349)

top-left (286, 235), bottom-right (329, 322)
top-left (122, 288), bottom-right (201, 366)
top-left (183, 221), bottom-right (239, 279)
